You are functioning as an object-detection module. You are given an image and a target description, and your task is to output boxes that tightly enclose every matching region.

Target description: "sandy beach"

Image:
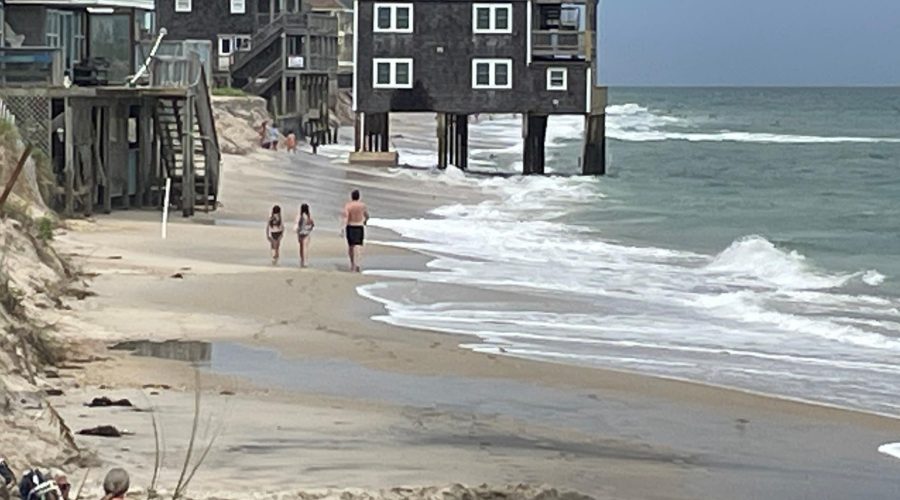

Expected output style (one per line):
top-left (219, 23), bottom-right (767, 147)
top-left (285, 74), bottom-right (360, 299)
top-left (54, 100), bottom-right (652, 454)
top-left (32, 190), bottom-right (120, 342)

top-left (44, 145), bottom-right (900, 500)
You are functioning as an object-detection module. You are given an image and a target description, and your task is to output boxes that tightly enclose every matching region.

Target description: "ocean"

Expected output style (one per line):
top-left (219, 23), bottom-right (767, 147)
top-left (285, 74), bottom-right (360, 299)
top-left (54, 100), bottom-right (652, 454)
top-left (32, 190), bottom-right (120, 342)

top-left (347, 87), bottom-right (900, 416)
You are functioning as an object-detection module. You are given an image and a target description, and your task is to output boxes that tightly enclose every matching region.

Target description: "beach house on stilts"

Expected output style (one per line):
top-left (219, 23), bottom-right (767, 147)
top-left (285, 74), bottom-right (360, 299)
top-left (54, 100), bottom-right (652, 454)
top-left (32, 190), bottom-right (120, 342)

top-left (0, 0), bottom-right (221, 217)
top-left (350, 0), bottom-right (607, 174)
top-left (156, 0), bottom-right (340, 143)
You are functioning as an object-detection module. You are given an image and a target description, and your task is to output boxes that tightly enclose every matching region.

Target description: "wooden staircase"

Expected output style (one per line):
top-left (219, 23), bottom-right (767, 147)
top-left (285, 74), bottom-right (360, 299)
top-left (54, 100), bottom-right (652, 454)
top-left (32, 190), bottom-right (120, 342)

top-left (154, 66), bottom-right (220, 216)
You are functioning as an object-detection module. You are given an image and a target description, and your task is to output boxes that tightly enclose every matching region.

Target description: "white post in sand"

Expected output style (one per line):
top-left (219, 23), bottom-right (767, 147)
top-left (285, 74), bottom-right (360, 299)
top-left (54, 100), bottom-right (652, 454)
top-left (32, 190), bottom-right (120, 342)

top-left (162, 177), bottom-right (172, 239)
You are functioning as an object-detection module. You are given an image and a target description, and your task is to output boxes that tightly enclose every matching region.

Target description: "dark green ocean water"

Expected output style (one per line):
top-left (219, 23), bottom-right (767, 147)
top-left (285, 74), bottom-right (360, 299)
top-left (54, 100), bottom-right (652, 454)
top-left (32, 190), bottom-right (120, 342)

top-left (364, 87), bottom-right (900, 415)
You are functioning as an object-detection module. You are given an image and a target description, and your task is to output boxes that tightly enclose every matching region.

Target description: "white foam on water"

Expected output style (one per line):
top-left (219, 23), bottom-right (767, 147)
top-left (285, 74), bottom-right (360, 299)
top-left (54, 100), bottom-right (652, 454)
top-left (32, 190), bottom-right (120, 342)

top-left (705, 235), bottom-right (882, 290)
top-left (877, 443), bottom-right (900, 461)
top-left (607, 103), bottom-right (900, 144)
top-left (352, 103), bottom-right (900, 415)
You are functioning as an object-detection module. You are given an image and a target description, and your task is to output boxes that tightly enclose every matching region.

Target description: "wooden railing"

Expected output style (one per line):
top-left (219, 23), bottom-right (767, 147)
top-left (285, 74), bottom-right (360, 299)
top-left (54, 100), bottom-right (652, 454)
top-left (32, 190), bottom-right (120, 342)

top-left (193, 65), bottom-right (220, 210)
top-left (254, 12), bottom-right (337, 35)
top-left (150, 55), bottom-right (202, 87)
top-left (0, 47), bottom-right (63, 87)
top-left (138, 39), bottom-right (212, 86)
top-left (234, 12), bottom-right (338, 76)
top-left (304, 54), bottom-right (333, 72)
top-left (532, 31), bottom-right (586, 59)
top-left (244, 58), bottom-right (281, 93)
top-left (307, 12), bottom-right (338, 33)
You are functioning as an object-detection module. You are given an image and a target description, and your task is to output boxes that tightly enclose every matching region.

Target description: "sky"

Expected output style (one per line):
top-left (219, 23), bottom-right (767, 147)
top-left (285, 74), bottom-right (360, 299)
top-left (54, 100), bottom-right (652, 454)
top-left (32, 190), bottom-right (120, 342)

top-left (599, 0), bottom-right (900, 86)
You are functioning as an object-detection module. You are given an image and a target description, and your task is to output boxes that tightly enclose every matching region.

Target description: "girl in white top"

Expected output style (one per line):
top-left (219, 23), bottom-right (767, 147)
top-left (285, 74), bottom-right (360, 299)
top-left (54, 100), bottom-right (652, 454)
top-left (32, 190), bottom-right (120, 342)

top-left (295, 203), bottom-right (315, 267)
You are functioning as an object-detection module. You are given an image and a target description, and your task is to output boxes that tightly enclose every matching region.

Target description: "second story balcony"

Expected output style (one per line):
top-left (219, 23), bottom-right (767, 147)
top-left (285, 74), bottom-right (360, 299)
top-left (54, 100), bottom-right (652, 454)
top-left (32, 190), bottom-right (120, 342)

top-left (532, 1), bottom-right (591, 61)
top-left (532, 31), bottom-right (587, 60)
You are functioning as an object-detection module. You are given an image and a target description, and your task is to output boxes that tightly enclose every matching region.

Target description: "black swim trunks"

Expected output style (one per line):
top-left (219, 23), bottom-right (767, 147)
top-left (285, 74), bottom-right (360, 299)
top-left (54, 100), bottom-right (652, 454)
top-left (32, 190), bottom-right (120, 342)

top-left (346, 225), bottom-right (364, 246)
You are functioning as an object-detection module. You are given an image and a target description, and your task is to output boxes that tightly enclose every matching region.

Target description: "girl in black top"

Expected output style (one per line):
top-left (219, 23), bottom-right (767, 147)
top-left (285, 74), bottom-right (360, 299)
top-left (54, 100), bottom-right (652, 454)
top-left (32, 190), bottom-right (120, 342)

top-left (266, 205), bottom-right (284, 265)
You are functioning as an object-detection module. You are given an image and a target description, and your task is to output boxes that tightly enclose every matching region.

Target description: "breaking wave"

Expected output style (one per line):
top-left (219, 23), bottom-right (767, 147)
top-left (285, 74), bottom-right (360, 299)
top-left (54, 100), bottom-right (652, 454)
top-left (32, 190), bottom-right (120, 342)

top-left (607, 103), bottom-right (900, 144)
top-left (361, 164), bottom-right (900, 415)
top-left (706, 235), bottom-right (884, 290)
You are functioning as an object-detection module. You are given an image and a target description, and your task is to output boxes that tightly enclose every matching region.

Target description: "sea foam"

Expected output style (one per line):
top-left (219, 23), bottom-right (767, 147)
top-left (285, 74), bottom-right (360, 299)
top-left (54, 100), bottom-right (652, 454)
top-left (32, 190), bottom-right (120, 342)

top-left (878, 443), bottom-right (900, 461)
top-left (607, 103), bottom-right (900, 144)
top-left (705, 235), bottom-right (872, 290)
top-left (356, 101), bottom-right (900, 416)
top-left (364, 163), bottom-right (900, 414)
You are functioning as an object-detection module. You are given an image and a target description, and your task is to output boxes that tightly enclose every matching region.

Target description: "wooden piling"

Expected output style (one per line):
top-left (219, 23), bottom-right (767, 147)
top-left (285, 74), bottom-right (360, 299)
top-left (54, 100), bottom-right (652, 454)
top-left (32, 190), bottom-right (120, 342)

top-left (138, 100), bottom-right (150, 207)
top-left (460, 114), bottom-right (469, 170)
top-left (437, 113), bottom-right (447, 169)
top-left (120, 105), bottom-right (131, 211)
top-left (64, 98), bottom-right (75, 217)
top-left (582, 113), bottom-right (606, 175)
top-left (182, 95), bottom-right (195, 217)
top-left (523, 114), bottom-right (548, 175)
top-left (354, 112), bottom-right (362, 151)
top-left (381, 113), bottom-right (389, 152)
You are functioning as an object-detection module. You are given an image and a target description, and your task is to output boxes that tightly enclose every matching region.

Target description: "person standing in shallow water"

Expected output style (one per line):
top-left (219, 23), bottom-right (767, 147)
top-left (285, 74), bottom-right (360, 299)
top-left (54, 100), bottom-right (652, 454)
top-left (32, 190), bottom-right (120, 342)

top-left (266, 205), bottom-right (285, 265)
top-left (341, 190), bottom-right (369, 272)
top-left (295, 203), bottom-right (315, 267)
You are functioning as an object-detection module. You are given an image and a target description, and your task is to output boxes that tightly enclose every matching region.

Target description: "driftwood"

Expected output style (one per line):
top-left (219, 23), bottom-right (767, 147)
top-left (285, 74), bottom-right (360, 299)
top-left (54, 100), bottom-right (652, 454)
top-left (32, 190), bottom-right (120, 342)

top-left (0, 144), bottom-right (33, 212)
top-left (77, 425), bottom-right (132, 438)
top-left (85, 397), bottom-right (134, 408)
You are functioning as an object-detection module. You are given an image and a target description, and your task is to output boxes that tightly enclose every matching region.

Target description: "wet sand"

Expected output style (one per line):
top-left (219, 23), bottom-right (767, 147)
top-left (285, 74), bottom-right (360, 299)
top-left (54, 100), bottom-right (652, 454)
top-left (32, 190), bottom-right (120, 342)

top-left (52, 147), bottom-right (900, 499)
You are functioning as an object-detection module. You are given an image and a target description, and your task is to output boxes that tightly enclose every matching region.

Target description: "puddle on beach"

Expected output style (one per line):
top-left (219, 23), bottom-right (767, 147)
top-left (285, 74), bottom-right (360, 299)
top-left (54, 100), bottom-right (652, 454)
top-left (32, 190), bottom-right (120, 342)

top-left (110, 340), bottom-right (617, 436)
top-left (111, 340), bottom-right (212, 364)
top-left (108, 340), bottom-right (900, 472)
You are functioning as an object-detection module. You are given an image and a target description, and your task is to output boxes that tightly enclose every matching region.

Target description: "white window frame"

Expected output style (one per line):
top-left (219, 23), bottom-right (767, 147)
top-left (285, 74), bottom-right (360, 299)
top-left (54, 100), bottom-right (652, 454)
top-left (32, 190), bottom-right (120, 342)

top-left (372, 58), bottom-right (413, 89)
top-left (472, 3), bottom-right (512, 34)
top-left (218, 34), bottom-right (251, 56)
top-left (235, 35), bottom-right (252, 51)
top-left (175, 0), bottom-right (191, 13)
top-left (546, 67), bottom-right (567, 91)
top-left (217, 34), bottom-right (252, 71)
top-left (471, 58), bottom-right (512, 89)
top-left (373, 3), bottom-right (413, 33)
top-left (230, 0), bottom-right (246, 14)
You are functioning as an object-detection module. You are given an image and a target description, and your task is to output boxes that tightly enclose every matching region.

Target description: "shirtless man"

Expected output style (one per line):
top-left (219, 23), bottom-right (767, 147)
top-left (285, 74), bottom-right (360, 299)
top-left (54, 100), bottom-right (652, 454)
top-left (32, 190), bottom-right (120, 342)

top-left (341, 190), bottom-right (369, 272)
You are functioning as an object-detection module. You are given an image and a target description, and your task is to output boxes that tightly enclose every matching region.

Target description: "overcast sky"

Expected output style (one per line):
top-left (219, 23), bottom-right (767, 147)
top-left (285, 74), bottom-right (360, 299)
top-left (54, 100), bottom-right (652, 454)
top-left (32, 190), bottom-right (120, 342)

top-left (598, 0), bottom-right (900, 86)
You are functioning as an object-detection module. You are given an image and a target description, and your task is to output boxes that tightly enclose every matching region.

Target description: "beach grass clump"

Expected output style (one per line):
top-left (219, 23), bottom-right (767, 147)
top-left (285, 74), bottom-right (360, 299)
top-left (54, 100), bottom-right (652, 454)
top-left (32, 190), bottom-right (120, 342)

top-left (2, 198), bottom-right (32, 225)
top-left (0, 270), bottom-right (24, 321)
top-left (0, 116), bottom-right (55, 208)
top-left (17, 324), bottom-right (64, 367)
top-left (0, 117), bottom-right (17, 152)
top-left (37, 216), bottom-right (54, 242)
top-left (212, 87), bottom-right (248, 97)
top-left (30, 149), bottom-right (55, 207)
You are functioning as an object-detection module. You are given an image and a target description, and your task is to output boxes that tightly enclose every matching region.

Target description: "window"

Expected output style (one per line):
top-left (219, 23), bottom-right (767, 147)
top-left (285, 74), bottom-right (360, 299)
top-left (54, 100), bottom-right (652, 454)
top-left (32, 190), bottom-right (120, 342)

top-left (472, 4), bottom-right (512, 34)
top-left (219, 35), bottom-right (251, 55)
top-left (89, 14), bottom-right (131, 83)
top-left (538, 4), bottom-right (583, 30)
top-left (45, 11), bottom-right (60, 48)
top-left (175, 0), bottom-right (191, 13)
top-left (471, 59), bottom-right (512, 89)
top-left (372, 58), bottom-right (413, 88)
top-left (218, 34), bottom-right (252, 71)
top-left (220, 38), bottom-right (232, 55)
top-left (546, 67), bottom-right (567, 90)
top-left (230, 0), bottom-right (245, 14)
top-left (373, 3), bottom-right (413, 33)
top-left (235, 35), bottom-right (252, 51)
